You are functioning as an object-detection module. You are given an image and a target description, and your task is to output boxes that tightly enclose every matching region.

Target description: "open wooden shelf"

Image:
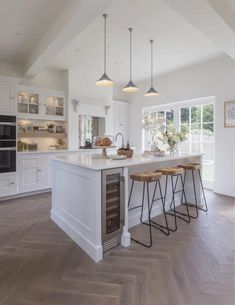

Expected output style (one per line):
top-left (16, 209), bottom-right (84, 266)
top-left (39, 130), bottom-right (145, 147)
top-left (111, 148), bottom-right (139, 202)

top-left (18, 132), bottom-right (67, 138)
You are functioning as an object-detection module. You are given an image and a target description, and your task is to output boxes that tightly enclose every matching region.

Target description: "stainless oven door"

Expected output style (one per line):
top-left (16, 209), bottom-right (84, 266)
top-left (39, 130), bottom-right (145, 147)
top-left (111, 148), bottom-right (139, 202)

top-left (0, 148), bottom-right (16, 173)
top-left (0, 123), bottom-right (16, 140)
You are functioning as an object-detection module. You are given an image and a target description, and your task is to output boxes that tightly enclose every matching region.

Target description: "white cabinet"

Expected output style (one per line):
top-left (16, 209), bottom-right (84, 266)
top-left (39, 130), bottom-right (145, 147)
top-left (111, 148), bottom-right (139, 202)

top-left (44, 90), bottom-right (66, 121)
top-left (113, 100), bottom-right (129, 146)
top-left (18, 154), bottom-right (46, 192)
top-left (17, 85), bottom-right (41, 118)
top-left (16, 86), bottom-right (67, 121)
top-left (0, 81), bottom-right (15, 115)
top-left (0, 173), bottom-right (17, 197)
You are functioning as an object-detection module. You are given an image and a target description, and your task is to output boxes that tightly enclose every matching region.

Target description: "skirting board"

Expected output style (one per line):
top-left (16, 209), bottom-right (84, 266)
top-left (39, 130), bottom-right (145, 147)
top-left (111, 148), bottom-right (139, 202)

top-left (50, 209), bottom-right (103, 262)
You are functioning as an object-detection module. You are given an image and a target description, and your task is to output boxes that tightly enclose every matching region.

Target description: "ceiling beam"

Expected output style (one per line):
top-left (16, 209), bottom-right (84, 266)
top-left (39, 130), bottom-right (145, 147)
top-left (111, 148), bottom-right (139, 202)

top-left (24, 0), bottom-right (114, 77)
top-left (165, 0), bottom-right (235, 61)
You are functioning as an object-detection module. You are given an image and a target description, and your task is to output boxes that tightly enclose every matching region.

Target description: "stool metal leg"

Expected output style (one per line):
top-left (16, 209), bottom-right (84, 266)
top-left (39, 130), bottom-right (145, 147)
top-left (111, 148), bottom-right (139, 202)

top-left (198, 169), bottom-right (208, 212)
top-left (181, 169), bottom-right (208, 217)
top-left (169, 173), bottom-right (191, 223)
top-left (148, 180), bottom-right (170, 236)
top-left (164, 175), bottom-right (177, 232)
top-left (128, 180), bottom-right (135, 208)
top-left (130, 181), bottom-right (153, 248)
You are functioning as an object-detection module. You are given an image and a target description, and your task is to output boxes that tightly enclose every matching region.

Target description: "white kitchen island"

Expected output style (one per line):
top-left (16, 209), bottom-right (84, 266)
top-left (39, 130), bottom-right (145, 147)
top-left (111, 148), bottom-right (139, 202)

top-left (51, 152), bottom-right (203, 262)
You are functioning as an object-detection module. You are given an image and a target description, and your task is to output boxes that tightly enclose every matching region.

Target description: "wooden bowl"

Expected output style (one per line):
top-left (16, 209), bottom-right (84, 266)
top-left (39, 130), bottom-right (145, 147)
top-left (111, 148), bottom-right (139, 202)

top-left (117, 149), bottom-right (133, 158)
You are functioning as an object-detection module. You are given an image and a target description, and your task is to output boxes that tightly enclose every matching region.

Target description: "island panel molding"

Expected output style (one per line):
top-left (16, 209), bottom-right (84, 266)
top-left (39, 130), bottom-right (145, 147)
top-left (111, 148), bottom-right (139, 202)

top-left (51, 152), bottom-right (203, 261)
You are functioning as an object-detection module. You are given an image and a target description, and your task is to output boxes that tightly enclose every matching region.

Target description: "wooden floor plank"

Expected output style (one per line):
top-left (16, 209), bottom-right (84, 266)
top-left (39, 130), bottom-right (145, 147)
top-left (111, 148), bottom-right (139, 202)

top-left (0, 191), bottom-right (234, 305)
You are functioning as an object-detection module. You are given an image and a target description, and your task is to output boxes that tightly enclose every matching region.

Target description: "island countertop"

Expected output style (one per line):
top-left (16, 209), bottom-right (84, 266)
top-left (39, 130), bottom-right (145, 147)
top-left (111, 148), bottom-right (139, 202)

top-left (52, 152), bottom-right (203, 171)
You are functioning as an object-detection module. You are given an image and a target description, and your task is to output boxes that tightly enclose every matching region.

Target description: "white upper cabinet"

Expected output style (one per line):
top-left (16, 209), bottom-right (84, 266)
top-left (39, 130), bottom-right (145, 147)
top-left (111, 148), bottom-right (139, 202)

top-left (0, 81), bottom-right (15, 115)
top-left (43, 90), bottom-right (66, 121)
top-left (16, 85), bottom-right (67, 121)
top-left (17, 85), bottom-right (41, 118)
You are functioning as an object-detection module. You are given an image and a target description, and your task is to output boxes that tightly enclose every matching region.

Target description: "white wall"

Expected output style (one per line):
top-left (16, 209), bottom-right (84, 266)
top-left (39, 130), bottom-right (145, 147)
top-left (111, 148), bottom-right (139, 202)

top-left (128, 55), bottom-right (235, 197)
top-left (68, 67), bottom-right (114, 149)
top-left (0, 64), bottom-right (68, 92)
top-left (20, 69), bottom-right (68, 92)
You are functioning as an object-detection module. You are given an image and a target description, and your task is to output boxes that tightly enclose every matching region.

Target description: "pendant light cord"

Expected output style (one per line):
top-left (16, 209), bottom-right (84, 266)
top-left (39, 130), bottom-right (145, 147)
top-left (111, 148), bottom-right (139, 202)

top-left (129, 28), bottom-right (133, 81)
top-left (103, 14), bottom-right (107, 74)
top-left (150, 39), bottom-right (154, 87)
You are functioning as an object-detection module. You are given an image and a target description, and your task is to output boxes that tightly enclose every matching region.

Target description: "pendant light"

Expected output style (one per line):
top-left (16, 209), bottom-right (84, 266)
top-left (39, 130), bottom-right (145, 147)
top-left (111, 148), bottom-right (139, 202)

top-left (96, 14), bottom-right (114, 87)
top-left (145, 39), bottom-right (159, 97)
top-left (123, 28), bottom-right (139, 93)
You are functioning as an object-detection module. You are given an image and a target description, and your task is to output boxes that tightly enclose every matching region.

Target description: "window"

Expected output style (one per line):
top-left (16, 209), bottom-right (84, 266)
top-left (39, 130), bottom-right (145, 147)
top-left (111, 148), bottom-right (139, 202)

top-left (142, 98), bottom-right (215, 187)
top-left (180, 104), bottom-right (214, 183)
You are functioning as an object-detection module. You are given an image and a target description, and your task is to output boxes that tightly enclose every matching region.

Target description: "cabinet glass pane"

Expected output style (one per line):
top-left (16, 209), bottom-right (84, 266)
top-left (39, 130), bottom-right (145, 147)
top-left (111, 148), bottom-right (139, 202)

top-left (46, 96), bottom-right (64, 117)
top-left (18, 103), bottom-right (28, 113)
top-left (17, 92), bottom-right (39, 114)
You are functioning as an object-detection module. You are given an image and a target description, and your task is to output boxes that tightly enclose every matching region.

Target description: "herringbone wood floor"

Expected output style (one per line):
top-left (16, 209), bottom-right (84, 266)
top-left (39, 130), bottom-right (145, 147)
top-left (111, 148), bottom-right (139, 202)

top-left (0, 191), bottom-right (234, 305)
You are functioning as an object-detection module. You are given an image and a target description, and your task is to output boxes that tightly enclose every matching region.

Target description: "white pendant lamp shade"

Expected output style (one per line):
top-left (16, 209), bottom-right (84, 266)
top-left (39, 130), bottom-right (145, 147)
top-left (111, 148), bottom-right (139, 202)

top-left (96, 14), bottom-right (114, 87)
top-left (122, 28), bottom-right (139, 93)
top-left (145, 39), bottom-right (159, 97)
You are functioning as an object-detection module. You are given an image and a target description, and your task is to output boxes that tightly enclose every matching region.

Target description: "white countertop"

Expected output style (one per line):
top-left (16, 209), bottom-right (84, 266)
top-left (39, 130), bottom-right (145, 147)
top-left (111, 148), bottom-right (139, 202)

top-left (17, 148), bottom-right (116, 154)
top-left (52, 152), bottom-right (203, 171)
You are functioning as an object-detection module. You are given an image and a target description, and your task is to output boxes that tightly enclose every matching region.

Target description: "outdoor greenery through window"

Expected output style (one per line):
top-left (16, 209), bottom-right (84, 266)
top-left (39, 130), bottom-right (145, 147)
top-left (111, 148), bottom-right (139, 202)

top-left (142, 99), bottom-right (215, 186)
top-left (180, 104), bottom-right (214, 183)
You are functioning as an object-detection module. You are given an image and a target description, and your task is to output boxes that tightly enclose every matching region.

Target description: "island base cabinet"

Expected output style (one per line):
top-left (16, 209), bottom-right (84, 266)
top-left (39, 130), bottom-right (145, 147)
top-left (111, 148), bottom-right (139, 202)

top-left (0, 173), bottom-right (17, 197)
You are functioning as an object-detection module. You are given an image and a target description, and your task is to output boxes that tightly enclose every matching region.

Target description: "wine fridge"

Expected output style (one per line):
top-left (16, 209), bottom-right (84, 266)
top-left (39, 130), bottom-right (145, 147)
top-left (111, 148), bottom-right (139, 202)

top-left (102, 168), bottom-right (125, 252)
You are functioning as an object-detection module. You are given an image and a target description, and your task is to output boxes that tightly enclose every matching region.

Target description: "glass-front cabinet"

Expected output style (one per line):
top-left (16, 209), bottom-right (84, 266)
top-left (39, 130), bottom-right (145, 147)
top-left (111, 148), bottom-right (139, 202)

top-left (16, 86), bottom-right (66, 121)
top-left (17, 91), bottom-right (40, 116)
top-left (45, 96), bottom-right (64, 118)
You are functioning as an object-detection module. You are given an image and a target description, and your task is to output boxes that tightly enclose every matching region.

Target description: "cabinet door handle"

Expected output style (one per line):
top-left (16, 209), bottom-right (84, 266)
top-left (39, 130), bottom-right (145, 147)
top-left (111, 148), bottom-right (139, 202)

top-left (11, 182), bottom-right (14, 185)
top-left (38, 169), bottom-right (42, 172)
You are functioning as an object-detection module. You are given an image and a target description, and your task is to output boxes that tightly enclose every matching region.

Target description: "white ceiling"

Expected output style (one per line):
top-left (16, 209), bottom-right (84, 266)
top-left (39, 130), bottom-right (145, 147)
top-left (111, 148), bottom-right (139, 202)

top-left (1, 0), bottom-right (235, 85)
top-left (0, 0), bottom-right (69, 63)
top-left (48, 0), bottom-right (223, 83)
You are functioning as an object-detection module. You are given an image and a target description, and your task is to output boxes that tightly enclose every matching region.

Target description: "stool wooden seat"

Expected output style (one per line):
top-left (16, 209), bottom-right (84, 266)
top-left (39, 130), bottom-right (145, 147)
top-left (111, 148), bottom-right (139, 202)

top-left (178, 163), bottom-right (201, 171)
top-left (156, 167), bottom-right (184, 176)
top-left (130, 171), bottom-right (162, 182)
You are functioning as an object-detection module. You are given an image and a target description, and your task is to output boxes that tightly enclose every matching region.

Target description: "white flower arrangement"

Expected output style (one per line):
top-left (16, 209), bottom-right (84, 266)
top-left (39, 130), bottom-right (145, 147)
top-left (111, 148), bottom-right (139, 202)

top-left (158, 127), bottom-right (187, 153)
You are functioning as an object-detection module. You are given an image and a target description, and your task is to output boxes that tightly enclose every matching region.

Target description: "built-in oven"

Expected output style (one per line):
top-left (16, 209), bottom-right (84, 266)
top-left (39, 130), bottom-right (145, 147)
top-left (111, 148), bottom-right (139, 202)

top-left (0, 115), bottom-right (16, 173)
top-left (0, 141), bottom-right (16, 173)
top-left (0, 115), bottom-right (16, 140)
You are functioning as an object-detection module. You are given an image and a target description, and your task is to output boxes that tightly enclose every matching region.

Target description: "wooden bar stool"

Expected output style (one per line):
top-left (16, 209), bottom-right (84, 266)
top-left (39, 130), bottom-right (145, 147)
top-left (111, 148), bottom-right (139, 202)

top-left (155, 167), bottom-right (190, 232)
top-left (128, 171), bottom-right (169, 248)
top-left (177, 163), bottom-right (208, 218)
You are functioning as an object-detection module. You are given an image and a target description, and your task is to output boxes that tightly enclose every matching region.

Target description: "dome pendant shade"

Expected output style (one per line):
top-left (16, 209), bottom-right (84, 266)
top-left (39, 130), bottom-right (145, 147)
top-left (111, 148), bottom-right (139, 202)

top-left (145, 86), bottom-right (159, 97)
top-left (96, 73), bottom-right (114, 87)
top-left (122, 80), bottom-right (139, 93)
top-left (122, 27), bottom-right (138, 93)
top-left (145, 39), bottom-right (159, 97)
top-left (96, 14), bottom-right (114, 87)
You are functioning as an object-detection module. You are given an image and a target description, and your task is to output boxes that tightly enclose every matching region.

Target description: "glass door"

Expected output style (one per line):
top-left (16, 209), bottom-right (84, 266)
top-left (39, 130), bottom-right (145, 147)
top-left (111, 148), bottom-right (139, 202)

top-left (45, 96), bottom-right (64, 117)
top-left (102, 169), bottom-right (124, 241)
top-left (17, 92), bottom-right (40, 115)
